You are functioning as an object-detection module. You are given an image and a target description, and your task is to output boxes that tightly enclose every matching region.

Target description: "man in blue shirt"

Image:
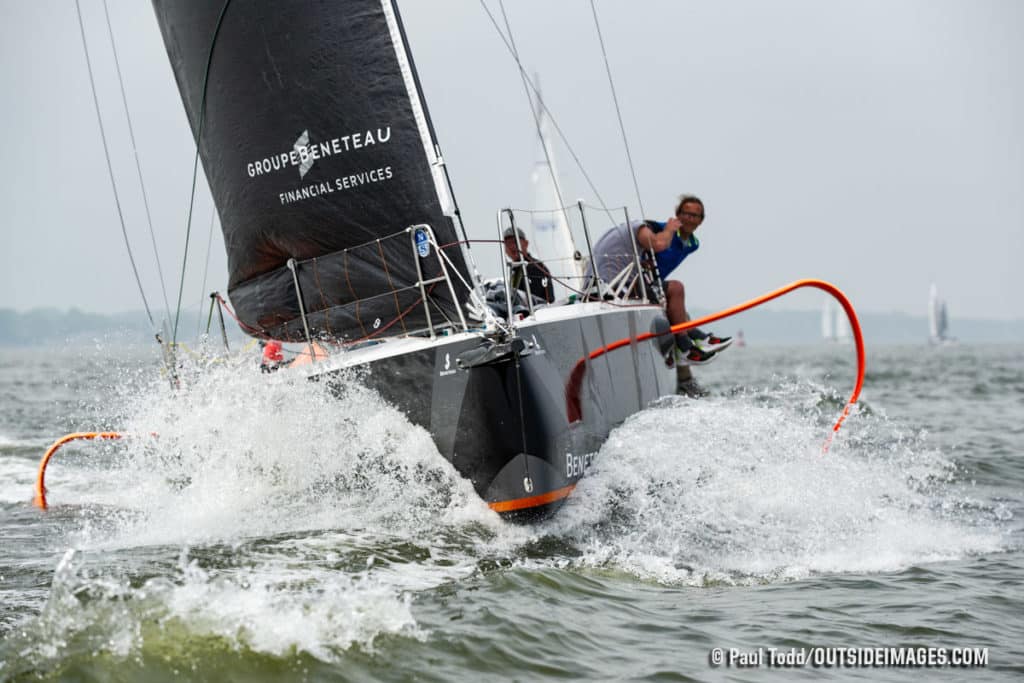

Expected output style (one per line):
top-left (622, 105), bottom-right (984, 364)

top-left (634, 195), bottom-right (731, 365)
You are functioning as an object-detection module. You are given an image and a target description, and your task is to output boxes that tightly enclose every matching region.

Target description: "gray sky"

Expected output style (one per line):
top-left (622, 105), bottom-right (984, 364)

top-left (2, 0), bottom-right (1022, 323)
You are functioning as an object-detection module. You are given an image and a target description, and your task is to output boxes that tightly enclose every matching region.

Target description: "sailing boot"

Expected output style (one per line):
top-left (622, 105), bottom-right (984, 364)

top-left (689, 326), bottom-right (734, 353)
top-left (694, 334), bottom-right (734, 353)
top-left (674, 335), bottom-right (713, 396)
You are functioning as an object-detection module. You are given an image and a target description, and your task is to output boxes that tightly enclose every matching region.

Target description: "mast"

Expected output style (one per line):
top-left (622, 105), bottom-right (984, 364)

top-left (386, 0), bottom-right (482, 289)
top-left (381, 0), bottom-right (453, 217)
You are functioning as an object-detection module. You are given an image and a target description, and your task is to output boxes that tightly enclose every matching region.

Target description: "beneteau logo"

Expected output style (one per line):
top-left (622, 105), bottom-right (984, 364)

top-left (294, 131), bottom-right (315, 178)
top-left (439, 352), bottom-right (457, 377)
top-left (246, 126), bottom-right (393, 179)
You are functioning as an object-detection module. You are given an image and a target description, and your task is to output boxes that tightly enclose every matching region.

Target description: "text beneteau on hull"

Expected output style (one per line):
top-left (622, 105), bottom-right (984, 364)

top-left (152, 0), bottom-right (678, 520)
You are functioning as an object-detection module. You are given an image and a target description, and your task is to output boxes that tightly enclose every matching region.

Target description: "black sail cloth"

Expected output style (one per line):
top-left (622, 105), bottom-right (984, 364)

top-left (152, 0), bottom-right (470, 340)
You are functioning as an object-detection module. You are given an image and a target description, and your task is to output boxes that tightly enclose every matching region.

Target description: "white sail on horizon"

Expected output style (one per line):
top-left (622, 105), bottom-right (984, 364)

top-left (822, 301), bottom-right (852, 344)
top-left (928, 283), bottom-right (953, 344)
top-left (821, 301), bottom-right (835, 341)
top-left (834, 304), bottom-right (852, 343)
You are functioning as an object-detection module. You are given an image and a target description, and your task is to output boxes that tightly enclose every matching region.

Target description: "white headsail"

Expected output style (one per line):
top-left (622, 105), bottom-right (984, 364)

top-left (529, 83), bottom-right (582, 300)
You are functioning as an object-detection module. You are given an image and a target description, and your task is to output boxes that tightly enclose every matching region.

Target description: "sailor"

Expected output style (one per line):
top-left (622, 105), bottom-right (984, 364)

top-left (590, 195), bottom-right (732, 366)
top-left (259, 339), bottom-right (284, 373)
top-left (503, 227), bottom-right (555, 304)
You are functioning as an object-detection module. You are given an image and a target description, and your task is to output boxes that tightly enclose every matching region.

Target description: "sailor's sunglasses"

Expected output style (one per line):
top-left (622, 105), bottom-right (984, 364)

top-left (679, 211), bottom-right (704, 220)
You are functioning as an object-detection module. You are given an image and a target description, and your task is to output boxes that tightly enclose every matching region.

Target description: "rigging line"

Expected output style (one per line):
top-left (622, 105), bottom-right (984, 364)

top-left (213, 293), bottom-right (265, 337)
top-left (173, 0), bottom-right (233, 344)
top-left (509, 203), bottom-right (614, 216)
top-left (195, 208), bottom-right (216, 340)
top-left (589, 0), bottom-right (646, 221)
top-left (101, 0), bottom-right (171, 321)
top-left (496, 1), bottom-right (573, 239)
top-left (347, 282), bottom-right (442, 345)
top-left (579, 200), bottom-right (628, 213)
top-left (434, 240), bottom-right (508, 334)
top-left (477, 0), bottom-right (618, 227)
top-left (74, 0), bottom-right (155, 330)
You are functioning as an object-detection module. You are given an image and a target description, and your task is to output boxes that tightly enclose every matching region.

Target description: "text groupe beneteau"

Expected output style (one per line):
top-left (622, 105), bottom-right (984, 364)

top-left (246, 126), bottom-right (393, 178)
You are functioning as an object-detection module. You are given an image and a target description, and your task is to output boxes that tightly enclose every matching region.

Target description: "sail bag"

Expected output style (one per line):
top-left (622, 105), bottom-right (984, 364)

top-left (152, 0), bottom-right (470, 340)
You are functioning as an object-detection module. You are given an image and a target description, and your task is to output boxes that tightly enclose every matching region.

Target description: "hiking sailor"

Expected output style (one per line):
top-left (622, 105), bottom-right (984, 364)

top-left (589, 194), bottom-right (732, 365)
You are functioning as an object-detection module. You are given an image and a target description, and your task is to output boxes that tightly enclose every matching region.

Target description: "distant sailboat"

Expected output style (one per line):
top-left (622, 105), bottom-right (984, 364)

top-left (928, 284), bottom-right (955, 345)
top-left (834, 304), bottom-right (852, 344)
top-left (822, 301), bottom-right (851, 344)
top-left (529, 80), bottom-right (583, 300)
top-left (821, 301), bottom-right (835, 341)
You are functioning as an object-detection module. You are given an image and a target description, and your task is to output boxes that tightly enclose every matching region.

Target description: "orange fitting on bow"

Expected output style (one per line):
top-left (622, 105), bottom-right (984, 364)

top-left (33, 432), bottom-right (125, 510)
top-left (565, 278), bottom-right (865, 452)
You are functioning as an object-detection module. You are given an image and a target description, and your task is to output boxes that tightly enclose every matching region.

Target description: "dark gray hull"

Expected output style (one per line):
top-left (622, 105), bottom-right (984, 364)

top-left (316, 303), bottom-right (676, 520)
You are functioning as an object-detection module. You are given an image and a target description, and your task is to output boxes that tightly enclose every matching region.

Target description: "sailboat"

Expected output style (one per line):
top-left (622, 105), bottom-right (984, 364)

top-left (834, 303), bottom-right (852, 344)
top-left (821, 301), bottom-right (835, 342)
top-left (822, 301), bottom-right (851, 344)
top-left (150, 0), bottom-right (676, 520)
top-left (928, 284), bottom-right (954, 345)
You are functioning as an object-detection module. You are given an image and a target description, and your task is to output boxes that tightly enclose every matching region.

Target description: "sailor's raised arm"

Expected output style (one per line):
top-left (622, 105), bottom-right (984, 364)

top-left (636, 217), bottom-right (680, 253)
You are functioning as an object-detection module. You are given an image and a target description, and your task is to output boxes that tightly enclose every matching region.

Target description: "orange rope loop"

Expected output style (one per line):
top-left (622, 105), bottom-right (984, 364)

top-left (33, 431), bottom-right (156, 510)
top-left (564, 278), bottom-right (865, 452)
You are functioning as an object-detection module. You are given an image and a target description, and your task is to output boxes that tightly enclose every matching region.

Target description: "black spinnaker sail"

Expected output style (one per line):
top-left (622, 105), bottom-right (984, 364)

top-left (152, 0), bottom-right (471, 341)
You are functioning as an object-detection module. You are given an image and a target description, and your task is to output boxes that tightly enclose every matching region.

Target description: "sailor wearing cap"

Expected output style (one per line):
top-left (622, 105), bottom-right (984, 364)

top-left (502, 227), bottom-right (555, 304)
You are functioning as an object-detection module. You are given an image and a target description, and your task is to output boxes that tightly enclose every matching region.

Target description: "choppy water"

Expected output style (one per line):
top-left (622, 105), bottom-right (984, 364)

top-left (1, 341), bottom-right (1021, 680)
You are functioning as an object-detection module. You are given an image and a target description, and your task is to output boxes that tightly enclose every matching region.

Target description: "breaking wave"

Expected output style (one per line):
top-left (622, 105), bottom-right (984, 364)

top-left (545, 383), bottom-right (1011, 585)
top-left (3, 352), bottom-right (1014, 673)
top-left (4, 353), bottom-right (503, 671)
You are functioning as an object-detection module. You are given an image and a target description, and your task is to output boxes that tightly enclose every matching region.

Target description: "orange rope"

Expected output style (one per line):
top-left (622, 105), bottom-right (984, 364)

top-left (33, 432), bottom-right (124, 510)
top-left (564, 278), bottom-right (865, 452)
